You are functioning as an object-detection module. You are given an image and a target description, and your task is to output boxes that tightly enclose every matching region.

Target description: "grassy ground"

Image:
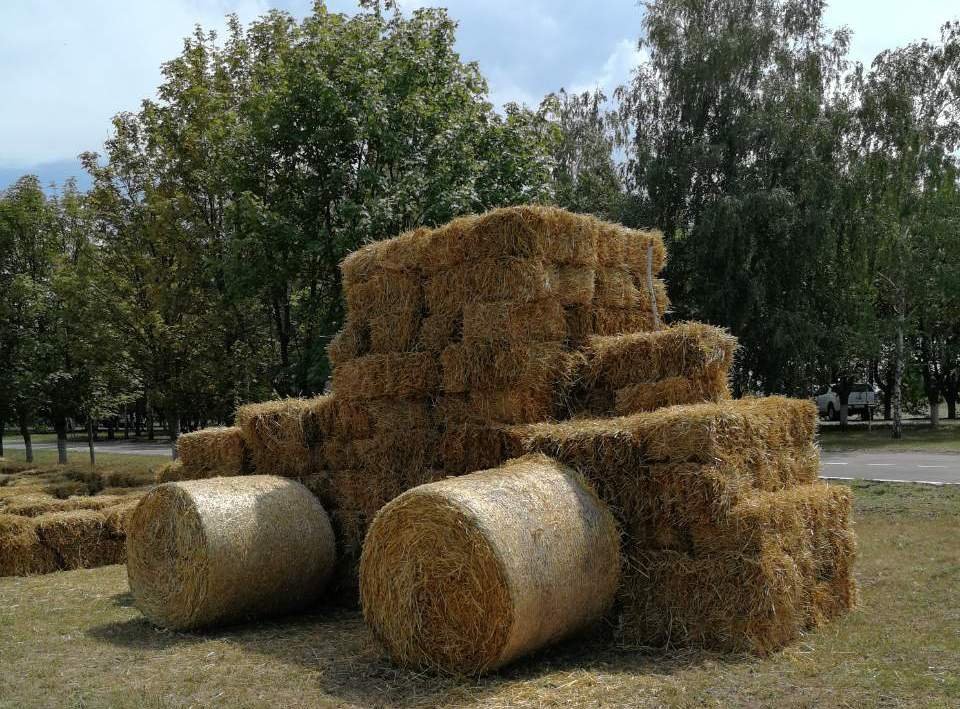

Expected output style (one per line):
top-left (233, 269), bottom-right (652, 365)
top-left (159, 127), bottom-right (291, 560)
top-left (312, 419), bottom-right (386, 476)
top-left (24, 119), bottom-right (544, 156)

top-left (1, 482), bottom-right (957, 708)
top-left (0, 449), bottom-right (172, 470)
top-left (818, 425), bottom-right (960, 453)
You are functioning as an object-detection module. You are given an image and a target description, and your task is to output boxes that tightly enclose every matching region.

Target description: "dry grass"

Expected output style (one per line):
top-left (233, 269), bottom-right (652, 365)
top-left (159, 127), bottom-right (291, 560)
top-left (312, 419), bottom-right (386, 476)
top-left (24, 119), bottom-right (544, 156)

top-left (0, 481), bottom-right (954, 708)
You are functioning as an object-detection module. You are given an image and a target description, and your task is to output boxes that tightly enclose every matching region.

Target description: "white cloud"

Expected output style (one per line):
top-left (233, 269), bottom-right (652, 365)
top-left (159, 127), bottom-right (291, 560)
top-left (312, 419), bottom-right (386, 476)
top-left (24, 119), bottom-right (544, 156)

top-left (569, 38), bottom-right (644, 97)
top-left (0, 0), bottom-right (270, 166)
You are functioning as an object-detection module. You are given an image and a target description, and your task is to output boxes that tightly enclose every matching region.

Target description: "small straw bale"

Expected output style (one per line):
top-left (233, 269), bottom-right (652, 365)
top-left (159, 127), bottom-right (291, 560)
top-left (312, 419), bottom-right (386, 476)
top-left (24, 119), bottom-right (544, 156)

top-left (103, 500), bottom-right (140, 537)
top-left (35, 509), bottom-right (126, 570)
top-left (617, 545), bottom-right (805, 654)
top-left (0, 513), bottom-right (58, 576)
top-left (583, 322), bottom-right (737, 390)
top-left (462, 300), bottom-right (566, 345)
top-left (359, 454), bottom-right (621, 674)
top-left (435, 386), bottom-right (566, 426)
top-left (327, 322), bottom-right (370, 367)
top-left (424, 258), bottom-right (557, 317)
top-left (613, 372), bottom-right (731, 415)
top-left (316, 465), bottom-right (412, 518)
top-left (594, 268), bottom-right (644, 308)
top-left (423, 206), bottom-right (599, 269)
top-left (596, 222), bottom-right (666, 273)
top-left (344, 269), bottom-right (422, 320)
top-left (565, 305), bottom-right (660, 342)
top-left (2, 493), bottom-right (127, 518)
top-left (554, 265), bottom-right (596, 305)
top-left (321, 428), bottom-right (438, 484)
top-left (440, 342), bottom-right (577, 394)
top-left (325, 509), bottom-right (368, 606)
top-left (156, 461), bottom-right (190, 483)
top-left (236, 399), bottom-right (318, 477)
top-left (418, 311), bottom-right (463, 352)
top-left (176, 426), bottom-right (250, 479)
top-left (437, 423), bottom-right (511, 474)
top-left (369, 309), bottom-right (421, 353)
top-left (332, 352), bottom-right (440, 400)
top-left (126, 476), bottom-right (336, 630)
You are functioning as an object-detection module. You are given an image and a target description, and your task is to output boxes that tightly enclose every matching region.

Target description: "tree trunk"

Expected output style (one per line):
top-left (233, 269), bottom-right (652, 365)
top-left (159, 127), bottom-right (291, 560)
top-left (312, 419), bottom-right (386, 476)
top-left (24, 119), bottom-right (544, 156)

top-left (836, 377), bottom-right (852, 431)
top-left (892, 298), bottom-right (905, 440)
top-left (947, 390), bottom-right (958, 420)
top-left (168, 408), bottom-right (181, 460)
top-left (87, 417), bottom-right (96, 467)
top-left (54, 415), bottom-right (68, 465)
top-left (0, 418), bottom-right (4, 458)
top-left (883, 366), bottom-right (894, 420)
top-left (18, 411), bottom-right (33, 464)
top-left (929, 396), bottom-right (940, 428)
top-left (147, 408), bottom-right (155, 441)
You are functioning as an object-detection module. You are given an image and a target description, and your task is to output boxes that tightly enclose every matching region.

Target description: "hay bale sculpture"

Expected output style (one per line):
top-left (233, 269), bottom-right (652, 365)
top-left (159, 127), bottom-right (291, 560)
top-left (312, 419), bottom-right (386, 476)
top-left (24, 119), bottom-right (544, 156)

top-left (127, 205), bottom-right (855, 672)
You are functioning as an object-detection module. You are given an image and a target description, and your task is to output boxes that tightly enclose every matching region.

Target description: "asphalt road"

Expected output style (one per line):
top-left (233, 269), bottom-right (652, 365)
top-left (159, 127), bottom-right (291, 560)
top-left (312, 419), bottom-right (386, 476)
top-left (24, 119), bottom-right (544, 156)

top-left (819, 450), bottom-right (960, 485)
top-left (3, 440), bottom-right (173, 457)
top-left (4, 439), bottom-right (959, 484)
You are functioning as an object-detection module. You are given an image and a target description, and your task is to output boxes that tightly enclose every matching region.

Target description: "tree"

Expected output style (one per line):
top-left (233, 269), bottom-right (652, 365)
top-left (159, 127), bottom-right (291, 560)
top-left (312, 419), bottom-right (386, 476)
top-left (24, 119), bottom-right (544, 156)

top-left (618, 0), bottom-right (870, 405)
top-left (856, 21), bottom-right (960, 436)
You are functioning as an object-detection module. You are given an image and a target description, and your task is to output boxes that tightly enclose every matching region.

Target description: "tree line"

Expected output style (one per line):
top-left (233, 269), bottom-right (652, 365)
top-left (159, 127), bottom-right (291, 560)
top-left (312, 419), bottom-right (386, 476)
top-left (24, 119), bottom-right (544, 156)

top-left (2, 0), bottom-right (959, 464)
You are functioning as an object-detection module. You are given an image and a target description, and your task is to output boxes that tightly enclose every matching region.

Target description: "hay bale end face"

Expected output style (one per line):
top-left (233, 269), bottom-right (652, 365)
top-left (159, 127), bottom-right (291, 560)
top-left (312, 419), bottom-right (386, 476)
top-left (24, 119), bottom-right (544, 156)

top-left (176, 426), bottom-right (250, 478)
top-left (359, 454), bottom-right (621, 674)
top-left (126, 475), bottom-right (336, 630)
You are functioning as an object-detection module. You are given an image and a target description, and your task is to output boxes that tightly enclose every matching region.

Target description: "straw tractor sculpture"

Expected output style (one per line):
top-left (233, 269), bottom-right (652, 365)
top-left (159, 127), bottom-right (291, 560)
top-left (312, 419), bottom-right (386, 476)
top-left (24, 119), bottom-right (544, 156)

top-left (120, 206), bottom-right (856, 675)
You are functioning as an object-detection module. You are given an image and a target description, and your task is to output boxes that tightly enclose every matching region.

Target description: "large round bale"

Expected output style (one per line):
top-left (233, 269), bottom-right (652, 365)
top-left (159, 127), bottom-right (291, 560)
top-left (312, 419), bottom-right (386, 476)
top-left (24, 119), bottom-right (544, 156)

top-left (359, 454), bottom-right (621, 674)
top-left (127, 475), bottom-right (336, 630)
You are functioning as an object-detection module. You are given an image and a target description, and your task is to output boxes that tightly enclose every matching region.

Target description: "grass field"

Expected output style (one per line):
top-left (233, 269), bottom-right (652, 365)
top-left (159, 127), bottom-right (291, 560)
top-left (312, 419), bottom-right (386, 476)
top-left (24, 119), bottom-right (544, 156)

top-left (1, 480), bottom-right (957, 708)
top-left (818, 424), bottom-right (960, 453)
top-left (0, 449), bottom-right (172, 471)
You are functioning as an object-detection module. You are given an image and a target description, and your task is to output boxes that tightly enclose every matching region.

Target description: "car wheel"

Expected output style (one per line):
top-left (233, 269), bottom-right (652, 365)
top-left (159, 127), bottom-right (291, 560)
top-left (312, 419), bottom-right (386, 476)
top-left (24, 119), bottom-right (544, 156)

top-left (827, 403), bottom-right (838, 421)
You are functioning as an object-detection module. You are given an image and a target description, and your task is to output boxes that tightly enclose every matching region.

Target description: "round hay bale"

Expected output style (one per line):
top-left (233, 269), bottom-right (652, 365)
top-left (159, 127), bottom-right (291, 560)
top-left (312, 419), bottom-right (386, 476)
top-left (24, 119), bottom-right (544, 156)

top-left (359, 454), bottom-right (621, 674)
top-left (126, 475), bottom-right (336, 630)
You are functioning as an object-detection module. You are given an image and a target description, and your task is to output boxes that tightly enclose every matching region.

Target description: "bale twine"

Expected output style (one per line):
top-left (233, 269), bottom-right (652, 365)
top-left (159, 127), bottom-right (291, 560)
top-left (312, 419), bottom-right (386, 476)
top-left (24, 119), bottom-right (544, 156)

top-left (359, 454), bottom-right (621, 674)
top-left (126, 475), bottom-right (336, 630)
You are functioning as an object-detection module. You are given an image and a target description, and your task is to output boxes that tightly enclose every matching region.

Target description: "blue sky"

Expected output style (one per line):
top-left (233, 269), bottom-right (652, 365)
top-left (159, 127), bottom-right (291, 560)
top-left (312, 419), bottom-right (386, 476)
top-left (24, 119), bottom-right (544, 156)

top-left (1, 0), bottom-right (957, 190)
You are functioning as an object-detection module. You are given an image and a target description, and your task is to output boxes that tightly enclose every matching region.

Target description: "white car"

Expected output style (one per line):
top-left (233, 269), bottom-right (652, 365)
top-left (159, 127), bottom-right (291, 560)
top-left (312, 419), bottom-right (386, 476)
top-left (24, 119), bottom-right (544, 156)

top-left (815, 383), bottom-right (879, 421)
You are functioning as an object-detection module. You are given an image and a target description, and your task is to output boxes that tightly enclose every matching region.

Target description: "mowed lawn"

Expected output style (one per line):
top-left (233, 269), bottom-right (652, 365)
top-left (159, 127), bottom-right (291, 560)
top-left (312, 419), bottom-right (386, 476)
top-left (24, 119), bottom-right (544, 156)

top-left (1, 481), bottom-right (958, 709)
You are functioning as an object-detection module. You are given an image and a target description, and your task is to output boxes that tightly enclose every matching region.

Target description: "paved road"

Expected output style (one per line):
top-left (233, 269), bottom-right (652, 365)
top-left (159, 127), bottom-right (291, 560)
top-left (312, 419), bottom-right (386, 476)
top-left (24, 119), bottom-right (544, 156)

top-left (820, 450), bottom-right (960, 485)
top-left (3, 439), bottom-right (173, 457)
top-left (4, 439), bottom-right (960, 484)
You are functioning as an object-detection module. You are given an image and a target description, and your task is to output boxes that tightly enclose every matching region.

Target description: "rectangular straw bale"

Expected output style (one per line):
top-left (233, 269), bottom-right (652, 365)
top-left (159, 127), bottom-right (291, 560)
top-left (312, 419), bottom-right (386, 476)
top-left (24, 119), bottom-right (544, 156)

top-left (176, 426), bottom-right (250, 478)
top-left (322, 428), bottom-right (438, 479)
top-left (440, 341), bottom-right (577, 394)
top-left (508, 397), bottom-right (817, 471)
top-left (613, 372), bottom-right (731, 415)
top-left (236, 398), bottom-right (324, 477)
top-left (594, 268), bottom-right (643, 308)
top-left (596, 222), bottom-right (666, 273)
top-left (318, 467), bottom-right (411, 518)
top-left (424, 258), bottom-right (556, 317)
top-left (327, 322), bottom-right (370, 367)
top-left (344, 269), bottom-right (422, 320)
top-left (554, 265), bottom-right (596, 305)
top-left (3, 493), bottom-right (129, 518)
top-left (368, 309), bottom-right (421, 354)
top-left (315, 397), bottom-right (433, 441)
top-left (0, 513), bottom-right (58, 576)
top-left (324, 509), bottom-right (368, 606)
top-left (417, 311), bottom-right (463, 351)
top-left (340, 227), bottom-right (431, 286)
top-left (422, 206), bottom-right (599, 269)
top-left (617, 545), bottom-right (806, 654)
top-left (34, 509), bottom-right (126, 570)
top-left (565, 305), bottom-right (660, 342)
top-left (584, 322), bottom-right (737, 389)
top-left (437, 423), bottom-right (511, 474)
top-left (461, 300), bottom-right (566, 345)
top-left (332, 352), bottom-right (440, 400)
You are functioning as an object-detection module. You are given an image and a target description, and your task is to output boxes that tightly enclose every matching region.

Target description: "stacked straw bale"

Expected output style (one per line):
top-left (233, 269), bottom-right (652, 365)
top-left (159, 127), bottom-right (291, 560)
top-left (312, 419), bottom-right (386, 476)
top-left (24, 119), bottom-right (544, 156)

top-left (359, 454), bottom-right (621, 674)
top-left (175, 426), bottom-right (251, 479)
top-left (506, 397), bottom-right (857, 653)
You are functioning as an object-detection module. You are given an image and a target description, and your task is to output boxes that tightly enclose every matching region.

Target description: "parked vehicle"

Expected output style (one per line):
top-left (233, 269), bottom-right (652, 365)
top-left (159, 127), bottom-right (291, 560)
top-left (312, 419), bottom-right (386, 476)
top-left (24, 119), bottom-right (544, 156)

top-left (815, 383), bottom-right (879, 421)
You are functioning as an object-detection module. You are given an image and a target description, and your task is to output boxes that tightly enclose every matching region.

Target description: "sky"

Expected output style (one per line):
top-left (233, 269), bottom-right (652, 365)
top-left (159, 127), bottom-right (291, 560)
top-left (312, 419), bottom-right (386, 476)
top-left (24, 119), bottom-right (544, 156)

top-left (1, 0), bottom-right (957, 190)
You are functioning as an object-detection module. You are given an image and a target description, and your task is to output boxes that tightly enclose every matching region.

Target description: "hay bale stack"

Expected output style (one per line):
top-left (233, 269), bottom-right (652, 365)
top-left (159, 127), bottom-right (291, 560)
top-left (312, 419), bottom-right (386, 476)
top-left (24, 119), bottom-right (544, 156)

top-left (35, 509), bottom-right (127, 570)
top-left (0, 513), bottom-right (58, 576)
top-left (126, 475), bottom-right (336, 630)
top-left (176, 426), bottom-right (250, 479)
top-left (2, 493), bottom-right (128, 517)
top-left (359, 454), bottom-right (620, 674)
top-left (507, 397), bottom-right (857, 653)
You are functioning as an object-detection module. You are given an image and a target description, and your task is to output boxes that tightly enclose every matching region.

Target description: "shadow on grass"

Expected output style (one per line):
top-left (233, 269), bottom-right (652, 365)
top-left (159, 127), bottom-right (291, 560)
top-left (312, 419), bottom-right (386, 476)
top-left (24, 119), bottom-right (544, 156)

top-left (86, 607), bottom-right (734, 707)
